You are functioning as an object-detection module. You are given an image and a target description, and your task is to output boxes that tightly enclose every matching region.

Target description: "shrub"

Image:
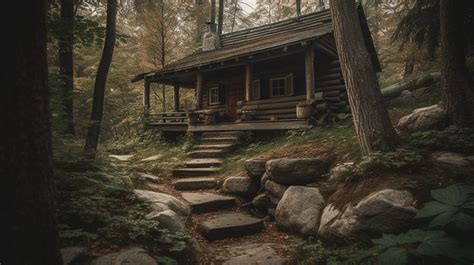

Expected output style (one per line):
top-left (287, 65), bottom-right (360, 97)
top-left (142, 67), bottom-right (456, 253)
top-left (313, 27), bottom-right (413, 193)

top-left (357, 148), bottom-right (424, 174)
top-left (360, 185), bottom-right (474, 265)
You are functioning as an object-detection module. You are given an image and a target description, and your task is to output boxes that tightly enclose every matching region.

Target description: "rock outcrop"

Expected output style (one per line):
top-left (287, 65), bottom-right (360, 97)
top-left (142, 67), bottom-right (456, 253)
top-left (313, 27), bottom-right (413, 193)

top-left (397, 104), bottom-right (447, 133)
top-left (264, 180), bottom-right (288, 205)
top-left (92, 248), bottom-right (157, 265)
top-left (222, 176), bottom-right (259, 197)
top-left (244, 159), bottom-right (267, 179)
top-left (318, 189), bottom-right (417, 242)
top-left (266, 157), bottom-right (334, 185)
top-left (275, 186), bottom-right (325, 235)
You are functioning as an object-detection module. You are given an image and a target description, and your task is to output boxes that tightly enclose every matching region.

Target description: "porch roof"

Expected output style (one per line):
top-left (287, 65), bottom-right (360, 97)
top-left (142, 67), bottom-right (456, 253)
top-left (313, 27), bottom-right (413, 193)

top-left (132, 6), bottom-right (380, 83)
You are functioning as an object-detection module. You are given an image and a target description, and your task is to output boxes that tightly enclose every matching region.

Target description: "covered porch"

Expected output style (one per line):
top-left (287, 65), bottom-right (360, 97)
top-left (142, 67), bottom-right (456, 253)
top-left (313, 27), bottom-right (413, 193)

top-left (138, 36), bottom-right (345, 132)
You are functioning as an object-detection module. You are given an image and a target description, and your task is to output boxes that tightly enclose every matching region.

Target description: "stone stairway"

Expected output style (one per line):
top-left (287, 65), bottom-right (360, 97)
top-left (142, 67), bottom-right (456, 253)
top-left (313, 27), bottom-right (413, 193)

top-left (171, 131), bottom-right (264, 241)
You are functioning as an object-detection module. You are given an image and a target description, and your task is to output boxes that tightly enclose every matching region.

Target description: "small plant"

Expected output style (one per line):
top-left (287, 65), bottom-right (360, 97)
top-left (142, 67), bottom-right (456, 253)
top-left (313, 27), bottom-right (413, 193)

top-left (415, 185), bottom-right (474, 231)
top-left (295, 238), bottom-right (363, 265)
top-left (357, 148), bottom-right (424, 174)
top-left (360, 185), bottom-right (474, 265)
top-left (409, 127), bottom-right (474, 152)
top-left (366, 229), bottom-right (462, 265)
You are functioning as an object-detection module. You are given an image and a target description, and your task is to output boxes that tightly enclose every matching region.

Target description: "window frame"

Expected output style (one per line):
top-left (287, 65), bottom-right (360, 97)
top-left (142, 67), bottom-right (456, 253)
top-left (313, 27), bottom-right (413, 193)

top-left (269, 73), bottom-right (293, 98)
top-left (208, 86), bottom-right (221, 105)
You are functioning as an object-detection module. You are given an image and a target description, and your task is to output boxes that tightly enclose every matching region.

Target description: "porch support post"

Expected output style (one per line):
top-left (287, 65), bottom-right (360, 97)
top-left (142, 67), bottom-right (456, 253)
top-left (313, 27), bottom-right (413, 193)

top-left (245, 63), bottom-right (252, 101)
top-left (305, 47), bottom-right (315, 101)
top-left (173, 85), bottom-right (180, 112)
top-left (196, 73), bottom-right (203, 110)
top-left (144, 79), bottom-right (150, 115)
top-left (162, 84), bottom-right (166, 112)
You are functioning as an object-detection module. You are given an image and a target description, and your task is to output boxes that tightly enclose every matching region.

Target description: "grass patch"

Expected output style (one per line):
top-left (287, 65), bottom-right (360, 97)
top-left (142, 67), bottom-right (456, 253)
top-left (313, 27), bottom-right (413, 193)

top-left (220, 119), bottom-right (359, 174)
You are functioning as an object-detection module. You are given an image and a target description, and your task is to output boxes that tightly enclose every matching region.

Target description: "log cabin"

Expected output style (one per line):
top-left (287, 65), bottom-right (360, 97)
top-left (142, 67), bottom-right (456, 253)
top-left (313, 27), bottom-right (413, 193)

top-left (132, 5), bottom-right (380, 132)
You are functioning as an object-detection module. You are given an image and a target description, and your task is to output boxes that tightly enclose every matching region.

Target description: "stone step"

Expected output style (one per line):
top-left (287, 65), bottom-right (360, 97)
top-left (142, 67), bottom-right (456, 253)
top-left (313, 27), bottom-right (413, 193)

top-left (193, 144), bottom-right (234, 151)
top-left (198, 212), bottom-right (264, 240)
top-left (183, 158), bottom-right (223, 168)
top-left (200, 137), bottom-right (238, 143)
top-left (187, 149), bottom-right (225, 158)
top-left (181, 192), bottom-right (235, 213)
top-left (172, 167), bottom-right (219, 177)
top-left (174, 177), bottom-right (217, 191)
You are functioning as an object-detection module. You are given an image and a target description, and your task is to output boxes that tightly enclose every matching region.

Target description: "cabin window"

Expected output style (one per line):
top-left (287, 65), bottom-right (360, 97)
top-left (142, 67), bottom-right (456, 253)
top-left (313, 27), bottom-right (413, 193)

top-left (270, 74), bottom-right (293, 97)
top-left (252, 80), bottom-right (261, 100)
top-left (209, 86), bottom-right (220, 105)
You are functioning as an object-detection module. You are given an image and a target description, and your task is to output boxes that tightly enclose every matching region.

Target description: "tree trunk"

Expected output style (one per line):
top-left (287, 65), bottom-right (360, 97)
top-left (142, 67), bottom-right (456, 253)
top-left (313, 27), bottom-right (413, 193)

top-left (59, 0), bottom-right (75, 135)
top-left (440, 0), bottom-right (474, 127)
top-left (84, 0), bottom-right (117, 157)
top-left (329, 0), bottom-right (398, 155)
top-left (5, 0), bottom-right (62, 263)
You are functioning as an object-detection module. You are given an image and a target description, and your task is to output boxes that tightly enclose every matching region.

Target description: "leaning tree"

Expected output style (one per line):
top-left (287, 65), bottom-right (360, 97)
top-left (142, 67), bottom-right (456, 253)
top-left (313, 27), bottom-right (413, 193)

top-left (84, 0), bottom-right (118, 157)
top-left (329, 0), bottom-right (399, 155)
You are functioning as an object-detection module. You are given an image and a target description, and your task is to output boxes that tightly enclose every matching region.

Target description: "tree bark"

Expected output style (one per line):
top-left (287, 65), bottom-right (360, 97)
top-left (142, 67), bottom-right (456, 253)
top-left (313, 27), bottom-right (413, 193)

top-left (329, 0), bottom-right (398, 155)
top-left (403, 49), bottom-right (415, 78)
top-left (59, 0), bottom-right (75, 135)
top-left (84, 0), bottom-right (117, 157)
top-left (440, 0), bottom-right (474, 127)
top-left (4, 0), bottom-right (62, 263)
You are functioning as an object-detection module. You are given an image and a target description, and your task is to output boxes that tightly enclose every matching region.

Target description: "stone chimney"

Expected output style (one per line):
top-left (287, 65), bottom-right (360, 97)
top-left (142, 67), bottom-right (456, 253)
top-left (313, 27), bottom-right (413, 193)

top-left (202, 22), bottom-right (221, 52)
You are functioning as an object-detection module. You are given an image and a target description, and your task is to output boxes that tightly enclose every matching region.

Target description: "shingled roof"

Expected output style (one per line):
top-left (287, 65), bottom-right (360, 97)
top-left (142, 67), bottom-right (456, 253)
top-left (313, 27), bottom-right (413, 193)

top-left (133, 6), bottom-right (380, 82)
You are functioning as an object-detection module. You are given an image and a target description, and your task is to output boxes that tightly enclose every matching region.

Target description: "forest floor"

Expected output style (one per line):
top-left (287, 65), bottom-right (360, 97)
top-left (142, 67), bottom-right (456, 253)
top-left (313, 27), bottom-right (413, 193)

top-left (54, 72), bottom-right (474, 264)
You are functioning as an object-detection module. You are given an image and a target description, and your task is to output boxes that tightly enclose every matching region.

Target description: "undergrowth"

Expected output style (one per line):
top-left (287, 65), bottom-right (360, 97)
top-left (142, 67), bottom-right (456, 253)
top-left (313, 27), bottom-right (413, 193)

top-left (53, 140), bottom-right (190, 262)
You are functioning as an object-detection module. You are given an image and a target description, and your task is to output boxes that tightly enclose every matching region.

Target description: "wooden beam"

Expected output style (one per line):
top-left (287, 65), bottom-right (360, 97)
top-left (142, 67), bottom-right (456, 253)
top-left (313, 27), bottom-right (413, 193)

top-left (144, 79), bottom-right (150, 114)
top-left (173, 85), bottom-right (180, 112)
top-left (196, 73), bottom-right (203, 110)
top-left (162, 84), bottom-right (166, 112)
top-left (245, 63), bottom-right (252, 101)
top-left (305, 47), bottom-right (315, 101)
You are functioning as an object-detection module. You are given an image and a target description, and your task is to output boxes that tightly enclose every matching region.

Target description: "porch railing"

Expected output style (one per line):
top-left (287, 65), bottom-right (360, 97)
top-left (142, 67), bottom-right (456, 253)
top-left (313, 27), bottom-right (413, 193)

top-left (146, 112), bottom-right (188, 125)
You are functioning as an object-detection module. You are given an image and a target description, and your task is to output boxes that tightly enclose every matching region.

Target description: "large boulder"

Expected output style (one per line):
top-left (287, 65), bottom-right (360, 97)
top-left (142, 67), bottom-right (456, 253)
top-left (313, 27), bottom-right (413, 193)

top-left (275, 186), bottom-right (325, 235)
top-left (381, 71), bottom-right (440, 100)
top-left (397, 104), bottom-right (447, 133)
top-left (146, 210), bottom-right (186, 233)
top-left (222, 176), bottom-right (259, 197)
top-left (244, 159), bottom-right (267, 179)
top-left (92, 248), bottom-right (157, 265)
top-left (318, 189), bottom-right (417, 242)
top-left (134, 189), bottom-right (190, 216)
top-left (431, 151), bottom-right (474, 167)
top-left (61, 247), bottom-right (85, 265)
top-left (266, 157), bottom-right (334, 185)
top-left (264, 180), bottom-right (288, 205)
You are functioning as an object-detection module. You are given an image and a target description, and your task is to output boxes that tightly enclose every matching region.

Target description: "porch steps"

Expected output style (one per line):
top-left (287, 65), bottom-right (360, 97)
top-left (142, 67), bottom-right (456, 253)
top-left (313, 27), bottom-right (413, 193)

top-left (200, 137), bottom-right (239, 144)
top-left (193, 144), bottom-right (234, 150)
top-left (183, 158), bottom-right (223, 168)
top-left (172, 167), bottom-right (219, 177)
top-left (187, 149), bottom-right (226, 158)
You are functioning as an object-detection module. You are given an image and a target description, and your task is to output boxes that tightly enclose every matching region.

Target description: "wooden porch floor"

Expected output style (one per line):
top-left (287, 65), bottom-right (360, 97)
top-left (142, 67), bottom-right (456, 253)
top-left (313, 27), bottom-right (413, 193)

top-left (147, 119), bottom-right (312, 132)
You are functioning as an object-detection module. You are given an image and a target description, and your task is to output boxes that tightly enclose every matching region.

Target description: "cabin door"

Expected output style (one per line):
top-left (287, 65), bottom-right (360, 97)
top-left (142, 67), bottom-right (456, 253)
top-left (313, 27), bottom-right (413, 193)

top-left (226, 87), bottom-right (238, 121)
